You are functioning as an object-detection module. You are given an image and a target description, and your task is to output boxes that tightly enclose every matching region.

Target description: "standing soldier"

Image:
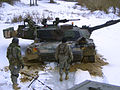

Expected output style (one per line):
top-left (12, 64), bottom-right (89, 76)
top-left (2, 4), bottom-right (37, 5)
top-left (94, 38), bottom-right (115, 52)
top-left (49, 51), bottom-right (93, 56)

top-left (6, 37), bottom-right (24, 90)
top-left (55, 38), bottom-right (73, 81)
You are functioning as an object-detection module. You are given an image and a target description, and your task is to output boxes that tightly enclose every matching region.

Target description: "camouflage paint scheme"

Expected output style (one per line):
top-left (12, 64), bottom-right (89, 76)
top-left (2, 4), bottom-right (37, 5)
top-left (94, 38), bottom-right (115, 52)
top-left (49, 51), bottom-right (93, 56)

top-left (3, 18), bottom-right (120, 63)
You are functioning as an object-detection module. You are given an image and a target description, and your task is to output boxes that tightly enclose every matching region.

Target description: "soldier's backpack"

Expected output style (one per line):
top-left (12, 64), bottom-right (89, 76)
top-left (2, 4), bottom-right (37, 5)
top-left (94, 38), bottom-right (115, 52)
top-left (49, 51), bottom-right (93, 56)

top-left (7, 45), bottom-right (13, 59)
top-left (7, 44), bottom-right (18, 60)
top-left (58, 43), bottom-right (67, 54)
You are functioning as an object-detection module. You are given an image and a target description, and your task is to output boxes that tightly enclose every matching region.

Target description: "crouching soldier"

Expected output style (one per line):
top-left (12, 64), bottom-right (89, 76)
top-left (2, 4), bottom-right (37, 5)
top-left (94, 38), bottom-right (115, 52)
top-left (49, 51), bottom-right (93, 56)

top-left (7, 37), bottom-right (24, 90)
top-left (55, 38), bottom-right (73, 81)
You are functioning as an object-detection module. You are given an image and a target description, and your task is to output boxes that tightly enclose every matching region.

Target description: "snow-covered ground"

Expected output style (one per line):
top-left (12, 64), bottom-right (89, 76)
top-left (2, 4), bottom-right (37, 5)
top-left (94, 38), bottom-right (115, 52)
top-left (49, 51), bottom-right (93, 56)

top-left (0, 0), bottom-right (120, 90)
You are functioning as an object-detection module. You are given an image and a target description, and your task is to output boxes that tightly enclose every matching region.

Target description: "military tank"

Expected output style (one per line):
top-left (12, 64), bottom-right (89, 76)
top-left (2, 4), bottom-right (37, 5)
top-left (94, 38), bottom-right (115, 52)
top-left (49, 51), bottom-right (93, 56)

top-left (3, 18), bottom-right (120, 63)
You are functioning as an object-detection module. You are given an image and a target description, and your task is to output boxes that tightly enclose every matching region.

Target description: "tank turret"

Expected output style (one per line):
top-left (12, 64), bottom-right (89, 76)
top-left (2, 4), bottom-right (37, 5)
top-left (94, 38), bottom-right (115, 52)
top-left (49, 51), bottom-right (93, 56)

top-left (3, 18), bottom-right (120, 41)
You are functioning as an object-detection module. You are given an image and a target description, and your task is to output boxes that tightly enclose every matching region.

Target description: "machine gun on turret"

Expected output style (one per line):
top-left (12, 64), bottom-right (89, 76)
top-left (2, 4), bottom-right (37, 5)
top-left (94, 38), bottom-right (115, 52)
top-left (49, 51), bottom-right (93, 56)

top-left (41, 18), bottom-right (80, 26)
top-left (53, 18), bottom-right (80, 25)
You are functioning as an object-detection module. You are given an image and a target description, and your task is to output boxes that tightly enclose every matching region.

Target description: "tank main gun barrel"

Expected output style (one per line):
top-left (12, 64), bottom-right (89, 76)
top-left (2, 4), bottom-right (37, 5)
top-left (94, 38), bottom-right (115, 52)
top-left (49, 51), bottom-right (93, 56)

top-left (88, 19), bottom-right (120, 33)
top-left (53, 18), bottom-right (80, 25)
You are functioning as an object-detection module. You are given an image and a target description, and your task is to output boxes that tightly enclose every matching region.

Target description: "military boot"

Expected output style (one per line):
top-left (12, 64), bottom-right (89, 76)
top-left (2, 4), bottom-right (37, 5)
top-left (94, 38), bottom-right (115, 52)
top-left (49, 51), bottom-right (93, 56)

top-left (65, 74), bottom-right (69, 80)
top-left (59, 75), bottom-right (63, 81)
top-left (13, 84), bottom-right (21, 90)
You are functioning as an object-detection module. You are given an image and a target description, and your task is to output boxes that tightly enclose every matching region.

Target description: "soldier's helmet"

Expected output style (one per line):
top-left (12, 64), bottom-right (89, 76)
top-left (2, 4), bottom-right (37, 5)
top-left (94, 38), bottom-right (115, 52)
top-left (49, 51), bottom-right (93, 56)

top-left (12, 37), bottom-right (19, 44)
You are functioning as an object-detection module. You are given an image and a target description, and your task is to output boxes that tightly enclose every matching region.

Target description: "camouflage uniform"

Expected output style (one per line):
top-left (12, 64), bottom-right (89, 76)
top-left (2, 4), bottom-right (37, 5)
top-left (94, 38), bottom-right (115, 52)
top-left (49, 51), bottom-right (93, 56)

top-left (25, 18), bottom-right (39, 42)
top-left (55, 42), bottom-right (73, 81)
top-left (7, 38), bottom-right (23, 89)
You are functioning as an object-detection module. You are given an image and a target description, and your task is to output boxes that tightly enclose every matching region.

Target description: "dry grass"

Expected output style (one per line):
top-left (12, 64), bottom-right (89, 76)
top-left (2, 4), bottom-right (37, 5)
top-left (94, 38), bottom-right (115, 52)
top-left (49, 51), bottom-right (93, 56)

top-left (20, 76), bottom-right (33, 83)
top-left (11, 13), bottom-right (33, 23)
top-left (20, 60), bottom-right (45, 82)
top-left (0, 0), bottom-right (20, 5)
top-left (11, 11), bottom-right (53, 24)
top-left (11, 15), bottom-right (23, 23)
top-left (20, 53), bottom-right (108, 83)
top-left (77, 0), bottom-right (120, 14)
top-left (2, 52), bottom-right (108, 83)
top-left (70, 54), bottom-right (108, 77)
top-left (2, 53), bottom-right (108, 83)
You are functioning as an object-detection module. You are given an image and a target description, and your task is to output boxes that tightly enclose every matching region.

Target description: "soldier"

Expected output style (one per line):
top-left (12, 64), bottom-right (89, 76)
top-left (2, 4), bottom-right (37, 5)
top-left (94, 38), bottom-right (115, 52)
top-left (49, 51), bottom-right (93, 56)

top-left (6, 37), bottom-right (24, 90)
top-left (55, 38), bottom-right (73, 81)
top-left (24, 18), bottom-right (36, 28)
top-left (24, 18), bottom-right (38, 42)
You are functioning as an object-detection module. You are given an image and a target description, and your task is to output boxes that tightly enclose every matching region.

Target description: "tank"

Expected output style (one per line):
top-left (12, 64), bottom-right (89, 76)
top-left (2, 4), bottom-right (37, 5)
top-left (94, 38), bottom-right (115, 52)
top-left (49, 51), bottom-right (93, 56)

top-left (3, 18), bottom-right (120, 63)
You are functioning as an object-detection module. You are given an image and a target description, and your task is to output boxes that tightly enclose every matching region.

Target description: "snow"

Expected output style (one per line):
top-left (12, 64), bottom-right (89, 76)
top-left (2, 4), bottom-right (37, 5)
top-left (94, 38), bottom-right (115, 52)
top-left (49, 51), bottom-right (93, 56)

top-left (0, 0), bottom-right (120, 90)
top-left (92, 23), bottom-right (120, 86)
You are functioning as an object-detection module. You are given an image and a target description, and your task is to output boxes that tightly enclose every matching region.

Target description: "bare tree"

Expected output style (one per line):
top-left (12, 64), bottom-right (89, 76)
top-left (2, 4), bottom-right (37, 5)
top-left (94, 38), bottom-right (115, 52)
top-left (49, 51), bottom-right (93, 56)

top-left (30, 0), bottom-right (38, 6)
top-left (30, 0), bottom-right (32, 6)
top-left (35, 0), bottom-right (38, 6)
top-left (50, 0), bottom-right (55, 3)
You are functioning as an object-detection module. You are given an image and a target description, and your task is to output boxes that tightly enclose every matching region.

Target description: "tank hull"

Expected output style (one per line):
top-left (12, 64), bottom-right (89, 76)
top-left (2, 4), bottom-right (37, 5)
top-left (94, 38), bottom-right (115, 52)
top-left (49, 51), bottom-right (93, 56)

top-left (24, 41), bottom-right (96, 63)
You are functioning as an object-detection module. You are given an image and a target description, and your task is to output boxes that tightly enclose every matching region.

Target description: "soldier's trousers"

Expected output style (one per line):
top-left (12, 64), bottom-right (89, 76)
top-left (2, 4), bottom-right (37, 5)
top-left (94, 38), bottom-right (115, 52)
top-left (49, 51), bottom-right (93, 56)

top-left (9, 65), bottom-right (20, 85)
top-left (58, 55), bottom-right (70, 76)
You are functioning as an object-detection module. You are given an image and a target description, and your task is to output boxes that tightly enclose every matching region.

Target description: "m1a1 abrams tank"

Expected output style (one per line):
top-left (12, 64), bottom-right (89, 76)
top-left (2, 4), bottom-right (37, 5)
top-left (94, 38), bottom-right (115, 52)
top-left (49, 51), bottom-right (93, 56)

top-left (3, 18), bottom-right (120, 63)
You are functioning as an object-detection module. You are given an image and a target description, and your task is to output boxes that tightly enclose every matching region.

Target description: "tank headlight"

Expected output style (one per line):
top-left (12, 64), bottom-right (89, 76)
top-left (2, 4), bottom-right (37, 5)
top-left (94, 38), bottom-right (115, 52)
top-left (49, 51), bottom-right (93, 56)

top-left (33, 48), bottom-right (38, 52)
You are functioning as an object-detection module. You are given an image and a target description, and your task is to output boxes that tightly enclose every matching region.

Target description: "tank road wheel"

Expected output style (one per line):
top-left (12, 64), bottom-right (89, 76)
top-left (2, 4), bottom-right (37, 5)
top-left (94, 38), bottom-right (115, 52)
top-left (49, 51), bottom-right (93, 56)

top-left (25, 48), bottom-right (39, 61)
top-left (26, 48), bottom-right (32, 54)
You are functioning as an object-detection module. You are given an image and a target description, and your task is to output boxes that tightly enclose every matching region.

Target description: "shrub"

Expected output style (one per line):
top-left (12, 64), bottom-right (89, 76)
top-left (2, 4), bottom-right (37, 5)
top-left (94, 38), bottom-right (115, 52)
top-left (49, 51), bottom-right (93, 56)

top-left (77, 0), bottom-right (120, 14)
top-left (0, 0), bottom-right (20, 5)
top-left (11, 15), bottom-right (23, 23)
top-left (11, 12), bottom-right (53, 24)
